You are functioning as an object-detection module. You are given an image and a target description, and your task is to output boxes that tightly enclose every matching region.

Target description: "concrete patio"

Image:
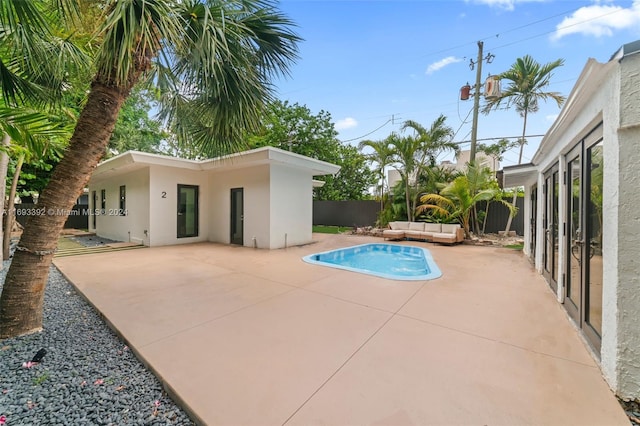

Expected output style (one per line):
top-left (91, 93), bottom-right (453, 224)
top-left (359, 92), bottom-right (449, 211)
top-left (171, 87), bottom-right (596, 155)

top-left (53, 234), bottom-right (629, 425)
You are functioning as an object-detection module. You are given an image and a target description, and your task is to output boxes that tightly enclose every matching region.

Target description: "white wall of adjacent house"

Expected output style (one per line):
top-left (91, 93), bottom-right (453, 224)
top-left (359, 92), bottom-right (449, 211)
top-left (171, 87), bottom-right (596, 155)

top-left (207, 165), bottom-right (270, 248)
top-left (269, 164), bottom-right (313, 249)
top-left (89, 167), bottom-right (150, 245)
top-left (148, 165), bottom-right (209, 246)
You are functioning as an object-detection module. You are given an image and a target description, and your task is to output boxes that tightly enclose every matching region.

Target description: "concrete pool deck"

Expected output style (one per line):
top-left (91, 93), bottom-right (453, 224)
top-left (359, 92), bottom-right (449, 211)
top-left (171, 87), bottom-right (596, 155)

top-left (53, 234), bottom-right (629, 425)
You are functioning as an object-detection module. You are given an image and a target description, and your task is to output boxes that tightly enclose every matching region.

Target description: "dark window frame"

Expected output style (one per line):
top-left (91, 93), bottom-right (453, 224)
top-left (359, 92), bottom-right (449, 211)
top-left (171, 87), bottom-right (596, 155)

top-left (119, 185), bottom-right (126, 215)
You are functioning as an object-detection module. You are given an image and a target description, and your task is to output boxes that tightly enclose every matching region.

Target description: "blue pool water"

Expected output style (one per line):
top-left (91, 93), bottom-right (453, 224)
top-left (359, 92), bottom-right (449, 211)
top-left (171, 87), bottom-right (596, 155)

top-left (302, 244), bottom-right (442, 281)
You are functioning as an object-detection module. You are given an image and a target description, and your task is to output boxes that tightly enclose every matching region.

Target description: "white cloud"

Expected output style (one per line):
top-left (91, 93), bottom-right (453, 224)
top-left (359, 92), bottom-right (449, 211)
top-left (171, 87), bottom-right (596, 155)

top-left (335, 117), bottom-right (358, 130)
top-left (551, 1), bottom-right (640, 40)
top-left (426, 56), bottom-right (462, 75)
top-left (466, 0), bottom-right (546, 11)
top-left (546, 114), bottom-right (559, 122)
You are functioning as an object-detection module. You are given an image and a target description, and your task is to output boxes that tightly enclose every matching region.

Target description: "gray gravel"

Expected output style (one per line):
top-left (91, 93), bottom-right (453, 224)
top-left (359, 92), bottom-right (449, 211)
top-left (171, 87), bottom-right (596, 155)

top-left (0, 261), bottom-right (194, 425)
top-left (68, 235), bottom-right (119, 247)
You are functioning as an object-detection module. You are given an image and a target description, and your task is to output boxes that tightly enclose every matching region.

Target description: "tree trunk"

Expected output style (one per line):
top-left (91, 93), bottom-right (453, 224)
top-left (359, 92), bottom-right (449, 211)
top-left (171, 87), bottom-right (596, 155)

top-left (482, 201), bottom-right (490, 234)
top-left (504, 111), bottom-right (528, 235)
top-left (0, 133), bottom-right (11, 267)
top-left (379, 169), bottom-right (384, 211)
top-left (3, 154), bottom-right (24, 260)
top-left (472, 204), bottom-right (480, 236)
top-left (404, 177), bottom-right (412, 222)
top-left (0, 81), bottom-right (128, 339)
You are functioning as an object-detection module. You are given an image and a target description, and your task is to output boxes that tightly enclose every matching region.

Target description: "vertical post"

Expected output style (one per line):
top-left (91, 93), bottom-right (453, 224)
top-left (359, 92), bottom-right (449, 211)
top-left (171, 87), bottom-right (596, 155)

top-left (470, 41), bottom-right (483, 164)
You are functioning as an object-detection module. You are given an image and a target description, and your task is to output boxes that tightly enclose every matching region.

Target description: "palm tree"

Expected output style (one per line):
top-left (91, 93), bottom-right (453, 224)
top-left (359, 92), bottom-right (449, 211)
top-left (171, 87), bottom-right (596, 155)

top-left (417, 164), bottom-right (515, 239)
top-left (0, 0), bottom-right (88, 265)
top-left (483, 55), bottom-right (565, 234)
top-left (0, 0), bottom-right (299, 339)
top-left (401, 116), bottom-right (458, 167)
top-left (389, 115), bottom-right (457, 222)
top-left (387, 132), bottom-right (420, 222)
top-left (0, 109), bottom-right (68, 259)
top-left (358, 138), bottom-right (394, 210)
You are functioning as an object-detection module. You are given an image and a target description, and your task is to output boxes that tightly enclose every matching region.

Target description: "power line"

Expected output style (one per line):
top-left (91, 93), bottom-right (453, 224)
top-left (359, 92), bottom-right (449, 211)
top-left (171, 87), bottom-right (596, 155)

top-left (453, 134), bottom-right (545, 146)
top-left (339, 119), bottom-right (392, 143)
top-left (418, 6), bottom-right (584, 59)
top-left (491, 7), bottom-right (627, 51)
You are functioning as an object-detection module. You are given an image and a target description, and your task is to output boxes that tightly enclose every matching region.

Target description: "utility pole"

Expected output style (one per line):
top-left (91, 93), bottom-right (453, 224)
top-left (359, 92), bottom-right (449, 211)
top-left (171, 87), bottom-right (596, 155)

top-left (470, 41), bottom-right (484, 164)
top-left (465, 41), bottom-right (495, 164)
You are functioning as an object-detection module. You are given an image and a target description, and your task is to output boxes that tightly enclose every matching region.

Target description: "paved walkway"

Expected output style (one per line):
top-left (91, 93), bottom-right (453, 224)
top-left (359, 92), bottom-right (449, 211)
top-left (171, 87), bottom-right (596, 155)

top-left (53, 234), bottom-right (629, 425)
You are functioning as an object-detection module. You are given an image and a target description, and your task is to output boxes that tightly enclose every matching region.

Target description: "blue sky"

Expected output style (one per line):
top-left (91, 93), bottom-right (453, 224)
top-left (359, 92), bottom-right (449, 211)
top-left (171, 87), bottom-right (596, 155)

top-left (273, 0), bottom-right (640, 167)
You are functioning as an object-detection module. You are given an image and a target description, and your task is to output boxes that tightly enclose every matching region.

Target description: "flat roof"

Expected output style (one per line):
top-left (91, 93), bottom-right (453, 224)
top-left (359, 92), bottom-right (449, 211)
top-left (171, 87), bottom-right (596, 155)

top-left (502, 163), bottom-right (538, 188)
top-left (91, 146), bottom-right (340, 182)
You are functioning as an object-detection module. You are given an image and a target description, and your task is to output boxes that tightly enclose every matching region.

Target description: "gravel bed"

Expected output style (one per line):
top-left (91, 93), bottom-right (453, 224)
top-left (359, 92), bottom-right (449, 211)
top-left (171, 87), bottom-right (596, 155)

top-left (0, 261), bottom-right (194, 425)
top-left (68, 235), bottom-right (119, 247)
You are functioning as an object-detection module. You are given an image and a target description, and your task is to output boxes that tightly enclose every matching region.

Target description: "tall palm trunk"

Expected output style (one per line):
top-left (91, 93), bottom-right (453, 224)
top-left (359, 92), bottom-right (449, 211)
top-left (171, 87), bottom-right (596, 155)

top-left (404, 176), bottom-right (412, 221)
top-left (0, 133), bottom-right (11, 267)
top-left (503, 111), bottom-right (528, 235)
top-left (3, 153), bottom-right (24, 260)
top-left (379, 169), bottom-right (384, 211)
top-left (0, 81), bottom-right (129, 338)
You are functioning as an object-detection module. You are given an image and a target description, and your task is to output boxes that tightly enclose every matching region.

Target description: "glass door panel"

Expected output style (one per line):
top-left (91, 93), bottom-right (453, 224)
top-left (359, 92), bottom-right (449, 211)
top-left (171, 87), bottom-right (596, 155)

top-left (552, 171), bottom-right (559, 286)
top-left (543, 166), bottom-right (558, 291)
top-left (586, 142), bottom-right (604, 339)
top-left (530, 186), bottom-right (537, 260)
top-left (230, 188), bottom-right (244, 245)
top-left (566, 148), bottom-right (582, 322)
top-left (177, 185), bottom-right (199, 238)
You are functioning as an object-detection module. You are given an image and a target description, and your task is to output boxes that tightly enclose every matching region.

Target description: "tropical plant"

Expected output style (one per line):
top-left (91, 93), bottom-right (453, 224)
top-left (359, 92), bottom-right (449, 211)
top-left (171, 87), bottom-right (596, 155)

top-left (0, 109), bottom-right (68, 259)
top-left (417, 163), bottom-right (515, 239)
top-left (0, 0), bottom-right (300, 339)
top-left (107, 88), bottom-right (168, 157)
top-left (389, 115), bottom-right (458, 221)
top-left (358, 138), bottom-right (394, 210)
top-left (482, 55), bottom-right (565, 234)
top-left (0, 0), bottom-right (90, 264)
top-left (248, 101), bottom-right (376, 200)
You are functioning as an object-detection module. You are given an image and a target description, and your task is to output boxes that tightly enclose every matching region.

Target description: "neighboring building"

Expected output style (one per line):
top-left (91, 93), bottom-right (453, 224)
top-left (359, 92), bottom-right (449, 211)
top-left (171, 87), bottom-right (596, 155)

top-left (503, 40), bottom-right (640, 400)
top-left (441, 149), bottom-right (500, 173)
top-left (88, 147), bottom-right (340, 249)
top-left (387, 169), bottom-right (402, 190)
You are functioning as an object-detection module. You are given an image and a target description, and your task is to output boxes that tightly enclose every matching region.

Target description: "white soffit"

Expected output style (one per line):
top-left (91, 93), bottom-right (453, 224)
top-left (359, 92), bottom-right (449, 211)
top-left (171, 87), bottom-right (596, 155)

top-left (502, 163), bottom-right (537, 188)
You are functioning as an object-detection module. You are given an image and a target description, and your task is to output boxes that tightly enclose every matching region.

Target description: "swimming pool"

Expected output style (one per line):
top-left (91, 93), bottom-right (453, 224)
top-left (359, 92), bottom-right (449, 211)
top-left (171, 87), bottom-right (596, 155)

top-left (302, 243), bottom-right (442, 281)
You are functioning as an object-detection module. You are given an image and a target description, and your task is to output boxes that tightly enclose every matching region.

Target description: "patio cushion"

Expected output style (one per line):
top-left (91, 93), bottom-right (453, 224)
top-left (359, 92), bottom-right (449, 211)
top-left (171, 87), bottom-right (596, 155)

top-left (441, 223), bottom-right (461, 234)
top-left (383, 229), bottom-right (405, 240)
top-left (432, 232), bottom-right (457, 244)
top-left (424, 223), bottom-right (441, 233)
top-left (408, 222), bottom-right (425, 231)
top-left (390, 221), bottom-right (409, 230)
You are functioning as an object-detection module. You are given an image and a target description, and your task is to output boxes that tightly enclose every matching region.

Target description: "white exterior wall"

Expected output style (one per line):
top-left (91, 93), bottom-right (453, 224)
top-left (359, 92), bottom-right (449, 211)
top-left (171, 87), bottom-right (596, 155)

top-left (606, 51), bottom-right (640, 399)
top-left (208, 166), bottom-right (270, 248)
top-left (89, 168), bottom-right (150, 245)
top-left (512, 50), bottom-right (640, 399)
top-left (148, 165), bottom-right (209, 246)
top-left (269, 165), bottom-right (313, 249)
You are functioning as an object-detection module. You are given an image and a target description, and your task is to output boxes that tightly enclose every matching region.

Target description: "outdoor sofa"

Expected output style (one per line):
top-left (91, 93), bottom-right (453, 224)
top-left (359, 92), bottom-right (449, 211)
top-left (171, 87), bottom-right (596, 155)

top-left (383, 221), bottom-right (465, 245)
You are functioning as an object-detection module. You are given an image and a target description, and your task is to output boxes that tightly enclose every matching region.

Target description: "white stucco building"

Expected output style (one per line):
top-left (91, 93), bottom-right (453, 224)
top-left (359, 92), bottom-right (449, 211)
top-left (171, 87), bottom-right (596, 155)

top-left (87, 147), bottom-right (340, 249)
top-left (440, 149), bottom-right (501, 173)
top-left (503, 40), bottom-right (640, 400)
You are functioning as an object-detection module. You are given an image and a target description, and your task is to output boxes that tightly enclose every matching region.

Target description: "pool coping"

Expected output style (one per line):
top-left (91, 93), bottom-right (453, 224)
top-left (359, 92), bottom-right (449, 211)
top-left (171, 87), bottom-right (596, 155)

top-left (302, 242), bottom-right (442, 281)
